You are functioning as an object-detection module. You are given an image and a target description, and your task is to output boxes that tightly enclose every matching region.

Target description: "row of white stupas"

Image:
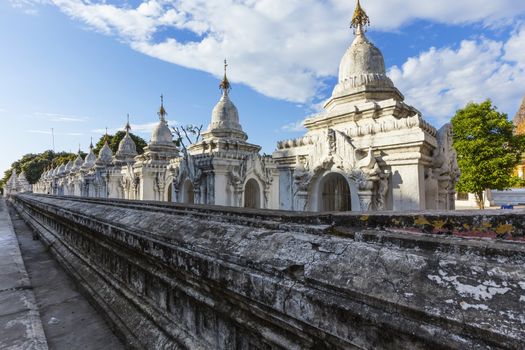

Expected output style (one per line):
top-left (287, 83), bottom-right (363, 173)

top-left (3, 170), bottom-right (31, 196)
top-left (23, 1), bottom-right (458, 212)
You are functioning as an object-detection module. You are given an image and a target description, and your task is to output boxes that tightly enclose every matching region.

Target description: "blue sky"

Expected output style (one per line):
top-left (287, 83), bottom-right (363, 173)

top-left (1, 0), bottom-right (525, 176)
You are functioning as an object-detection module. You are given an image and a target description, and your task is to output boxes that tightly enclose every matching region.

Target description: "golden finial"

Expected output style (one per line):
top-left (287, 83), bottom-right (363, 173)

top-left (158, 94), bottom-right (167, 121)
top-left (351, 0), bottom-right (370, 30)
top-left (219, 59), bottom-right (231, 93)
top-left (125, 113), bottom-right (131, 133)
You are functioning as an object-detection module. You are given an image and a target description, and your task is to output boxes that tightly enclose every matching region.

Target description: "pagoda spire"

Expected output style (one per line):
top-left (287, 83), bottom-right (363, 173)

top-left (351, 0), bottom-right (370, 33)
top-left (158, 94), bottom-right (167, 122)
top-left (125, 114), bottom-right (131, 134)
top-left (219, 59), bottom-right (231, 96)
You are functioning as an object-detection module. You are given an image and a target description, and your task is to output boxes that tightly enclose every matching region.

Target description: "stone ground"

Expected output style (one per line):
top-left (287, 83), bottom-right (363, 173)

top-left (1, 198), bottom-right (124, 350)
top-left (0, 198), bottom-right (47, 349)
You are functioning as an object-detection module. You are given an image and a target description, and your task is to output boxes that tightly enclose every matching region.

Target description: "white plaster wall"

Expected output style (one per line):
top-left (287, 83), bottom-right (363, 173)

top-left (490, 189), bottom-right (525, 206)
top-left (391, 164), bottom-right (425, 211)
top-left (425, 177), bottom-right (438, 210)
top-left (140, 176), bottom-right (155, 201)
top-left (213, 173), bottom-right (229, 206)
top-left (279, 169), bottom-right (293, 210)
top-left (269, 172), bottom-right (280, 210)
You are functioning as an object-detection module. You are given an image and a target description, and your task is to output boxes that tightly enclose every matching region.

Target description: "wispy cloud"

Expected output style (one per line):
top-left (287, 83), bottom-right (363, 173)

top-left (11, 1), bottom-right (525, 124)
top-left (91, 120), bottom-right (178, 135)
top-left (27, 129), bottom-right (52, 135)
top-left (27, 129), bottom-right (84, 136)
top-left (280, 119), bottom-right (306, 133)
top-left (9, 0), bottom-right (46, 15)
top-left (14, 0), bottom-right (525, 105)
top-left (33, 112), bottom-right (90, 122)
top-left (389, 24), bottom-right (525, 125)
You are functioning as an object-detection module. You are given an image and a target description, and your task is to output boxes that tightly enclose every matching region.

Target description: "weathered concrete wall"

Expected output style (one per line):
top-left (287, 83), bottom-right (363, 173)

top-left (10, 194), bottom-right (525, 349)
top-left (490, 189), bottom-right (525, 206)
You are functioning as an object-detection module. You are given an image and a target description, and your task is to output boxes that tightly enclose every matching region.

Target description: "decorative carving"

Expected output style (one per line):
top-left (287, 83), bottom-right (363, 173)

top-left (328, 129), bottom-right (336, 155)
top-left (375, 170), bottom-right (390, 211)
top-left (293, 157), bottom-right (311, 194)
top-left (432, 124), bottom-right (460, 210)
top-left (277, 114), bottom-right (437, 150)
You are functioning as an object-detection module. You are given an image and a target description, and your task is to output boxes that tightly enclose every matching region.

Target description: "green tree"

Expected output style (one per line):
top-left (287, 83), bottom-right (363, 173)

top-left (93, 131), bottom-right (147, 155)
top-left (22, 157), bottom-right (52, 184)
top-left (451, 100), bottom-right (525, 209)
top-left (0, 150), bottom-right (81, 190)
top-left (50, 152), bottom-right (78, 168)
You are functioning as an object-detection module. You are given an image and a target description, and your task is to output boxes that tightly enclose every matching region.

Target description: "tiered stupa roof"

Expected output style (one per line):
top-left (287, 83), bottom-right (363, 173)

top-left (82, 140), bottom-right (97, 169)
top-left (190, 60), bottom-right (260, 155)
top-left (97, 131), bottom-right (114, 166)
top-left (202, 60), bottom-right (247, 142)
top-left (115, 115), bottom-right (138, 163)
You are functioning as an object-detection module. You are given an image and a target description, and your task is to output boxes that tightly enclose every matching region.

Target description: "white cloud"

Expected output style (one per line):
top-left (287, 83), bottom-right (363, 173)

top-left (34, 112), bottom-right (89, 122)
top-left (504, 25), bottom-right (525, 68)
top-left (17, 0), bottom-right (525, 104)
top-left (92, 119), bottom-right (177, 134)
top-left (12, 1), bottom-right (525, 127)
top-left (51, 0), bottom-right (160, 41)
top-left (280, 119), bottom-right (306, 133)
top-left (27, 129), bottom-right (52, 134)
top-left (26, 129), bottom-right (84, 136)
top-left (9, 0), bottom-right (48, 15)
top-left (388, 25), bottom-right (525, 125)
top-left (356, 1), bottom-right (525, 29)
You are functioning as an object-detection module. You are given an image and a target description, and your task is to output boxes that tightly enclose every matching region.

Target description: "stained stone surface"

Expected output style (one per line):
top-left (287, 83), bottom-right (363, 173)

top-left (10, 194), bottom-right (525, 349)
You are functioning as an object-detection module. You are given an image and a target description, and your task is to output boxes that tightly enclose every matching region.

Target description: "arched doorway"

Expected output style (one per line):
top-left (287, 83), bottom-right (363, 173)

top-left (320, 173), bottom-right (351, 212)
top-left (244, 178), bottom-right (261, 209)
top-left (181, 179), bottom-right (194, 204)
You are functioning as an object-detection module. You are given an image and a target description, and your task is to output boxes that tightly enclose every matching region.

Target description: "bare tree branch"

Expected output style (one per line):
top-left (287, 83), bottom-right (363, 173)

top-left (181, 126), bottom-right (193, 146)
top-left (171, 124), bottom-right (204, 156)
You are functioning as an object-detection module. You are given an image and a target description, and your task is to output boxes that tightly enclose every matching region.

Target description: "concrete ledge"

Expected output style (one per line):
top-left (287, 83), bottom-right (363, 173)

top-left (491, 189), bottom-right (525, 206)
top-left (35, 194), bottom-right (525, 240)
top-left (11, 194), bottom-right (525, 349)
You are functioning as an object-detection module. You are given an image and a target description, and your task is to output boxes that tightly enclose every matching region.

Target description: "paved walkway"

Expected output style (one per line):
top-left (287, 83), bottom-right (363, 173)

top-left (0, 197), bottom-right (48, 349)
top-left (1, 198), bottom-right (125, 350)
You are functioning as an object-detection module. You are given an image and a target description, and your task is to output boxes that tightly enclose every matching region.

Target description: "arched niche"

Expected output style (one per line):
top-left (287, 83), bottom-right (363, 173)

top-left (166, 181), bottom-right (173, 202)
top-left (244, 178), bottom-right (261, 209)
top-left (320, 173), bottom-right (351, 211)
top-left (200, 175), bottom-right (208, 205)
top-left (309, 171), bottom-right (360, 212)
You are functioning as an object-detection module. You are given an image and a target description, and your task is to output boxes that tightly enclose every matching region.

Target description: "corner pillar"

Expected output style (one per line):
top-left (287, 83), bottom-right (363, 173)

top-left (390, 164), bottom-right (426, 211)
